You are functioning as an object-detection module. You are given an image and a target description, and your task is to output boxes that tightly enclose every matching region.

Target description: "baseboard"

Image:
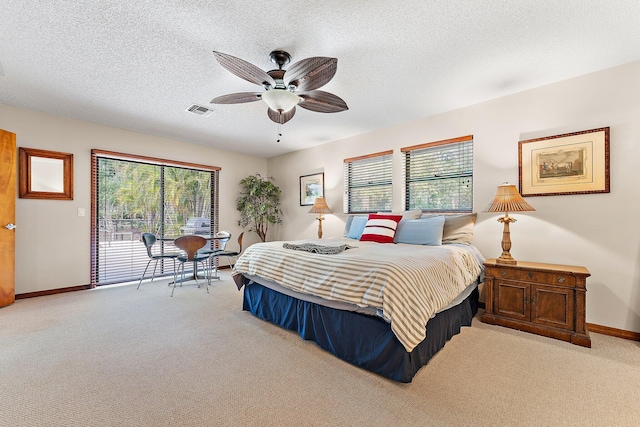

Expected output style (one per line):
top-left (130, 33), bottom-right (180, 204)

top-left (587, 323), bottom-right (640, 342)
top-left (16, 284), bottom-right (92, 300)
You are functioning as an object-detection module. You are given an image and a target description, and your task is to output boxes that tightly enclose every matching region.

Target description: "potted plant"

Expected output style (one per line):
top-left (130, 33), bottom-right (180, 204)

top-left (236, 173), bottom-right (282, 242)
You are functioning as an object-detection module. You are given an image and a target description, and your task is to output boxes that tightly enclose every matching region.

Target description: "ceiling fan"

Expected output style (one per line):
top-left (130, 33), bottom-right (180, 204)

top-left (210, 50), bottom-right (348, 125)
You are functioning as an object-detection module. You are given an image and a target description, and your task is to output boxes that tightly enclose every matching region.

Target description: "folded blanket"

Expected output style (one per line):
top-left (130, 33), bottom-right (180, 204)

top-left (282, 242), bottom-right (355, 254)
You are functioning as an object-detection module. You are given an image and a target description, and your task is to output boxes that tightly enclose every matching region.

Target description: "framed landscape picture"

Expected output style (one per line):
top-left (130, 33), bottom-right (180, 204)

top-left (300, 172), bottom-right (324, 206)
top-left (518, 127), bottom-right (610, 197)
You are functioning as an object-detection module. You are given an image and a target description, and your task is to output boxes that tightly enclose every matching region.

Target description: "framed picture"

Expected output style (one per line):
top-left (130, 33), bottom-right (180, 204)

top-left (300, 173), bottom-right (324, 206)
top-left (19, 147), bottom-right (74, 200)
top-left (519, 127), bottom-right (610, 197)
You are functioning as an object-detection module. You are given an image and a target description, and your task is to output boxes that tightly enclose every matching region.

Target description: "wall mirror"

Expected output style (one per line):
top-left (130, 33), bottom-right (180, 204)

top-left (19, 147), bottom-right (74, 200)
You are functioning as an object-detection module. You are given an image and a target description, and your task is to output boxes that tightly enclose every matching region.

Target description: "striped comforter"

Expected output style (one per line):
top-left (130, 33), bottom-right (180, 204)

top-left (233, 238), bottom-right (482, 352)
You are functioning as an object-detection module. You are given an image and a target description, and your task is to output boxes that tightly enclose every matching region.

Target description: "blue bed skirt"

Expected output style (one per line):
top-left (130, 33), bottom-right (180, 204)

top-left (242, 279), bottom-right (479, 383)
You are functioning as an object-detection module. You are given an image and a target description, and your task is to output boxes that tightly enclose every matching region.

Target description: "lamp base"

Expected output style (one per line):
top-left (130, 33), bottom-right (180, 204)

top-left (317, 216), bottom-right (324, 239)
top-left (496, 214), bottom-right (517, 265)
top-left (496, 254), bottom-right (517, 265)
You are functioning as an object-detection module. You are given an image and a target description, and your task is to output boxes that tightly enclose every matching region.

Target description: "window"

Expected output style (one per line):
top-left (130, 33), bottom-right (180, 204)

top-left (344, 150), bottom-right (393, 213)
top-left (402, 135), bottom-right (473, 213)
top-left (91, 150), bottom-right (220, 285)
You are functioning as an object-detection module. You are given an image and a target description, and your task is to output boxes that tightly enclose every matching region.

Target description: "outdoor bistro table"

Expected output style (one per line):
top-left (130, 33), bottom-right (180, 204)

top-left (159, 234), bottom-right (225, 285)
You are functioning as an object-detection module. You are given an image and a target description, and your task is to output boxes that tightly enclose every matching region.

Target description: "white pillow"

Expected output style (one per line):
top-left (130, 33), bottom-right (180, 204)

top-left (419, 213), bottom-right (477, 244)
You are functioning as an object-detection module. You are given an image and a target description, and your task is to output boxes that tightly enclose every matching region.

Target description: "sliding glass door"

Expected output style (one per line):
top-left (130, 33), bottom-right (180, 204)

top-left (91, 151), bottom-right (219, 285)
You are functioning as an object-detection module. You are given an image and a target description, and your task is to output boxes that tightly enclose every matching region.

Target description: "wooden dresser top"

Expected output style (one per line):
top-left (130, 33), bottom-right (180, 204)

top-left (484, 258), bottom-right (590, 277)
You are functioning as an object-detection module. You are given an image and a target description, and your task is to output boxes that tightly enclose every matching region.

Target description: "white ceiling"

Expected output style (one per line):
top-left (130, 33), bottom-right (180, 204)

top-left (1, 1), bottom-right (639, 158)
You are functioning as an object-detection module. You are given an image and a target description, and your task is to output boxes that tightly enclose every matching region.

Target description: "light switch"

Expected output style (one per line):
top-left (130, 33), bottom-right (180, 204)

top-left (78, 208), bottom-right (85, 217)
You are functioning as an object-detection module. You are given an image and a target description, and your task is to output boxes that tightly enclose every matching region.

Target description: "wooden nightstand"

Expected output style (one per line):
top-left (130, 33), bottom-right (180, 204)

top-left (481, 259), bottom-right (591, 347)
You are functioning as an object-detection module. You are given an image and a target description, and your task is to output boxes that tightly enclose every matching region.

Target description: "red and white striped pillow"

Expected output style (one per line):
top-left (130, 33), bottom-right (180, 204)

top-left (359, 214), bottom-right (403, 244)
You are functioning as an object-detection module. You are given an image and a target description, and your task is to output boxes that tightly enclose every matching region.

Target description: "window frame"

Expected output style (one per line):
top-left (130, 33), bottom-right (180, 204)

top-left (343, 150), bottom-right (393, 214)
top-left (401, 135), bottom-right (473, 213)
top-left (90, 149), bottom-right (220, 286)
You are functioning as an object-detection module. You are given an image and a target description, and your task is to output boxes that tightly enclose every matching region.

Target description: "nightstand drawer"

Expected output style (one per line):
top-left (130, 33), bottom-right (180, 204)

top-left (486, 266), bottom-right (576, 288)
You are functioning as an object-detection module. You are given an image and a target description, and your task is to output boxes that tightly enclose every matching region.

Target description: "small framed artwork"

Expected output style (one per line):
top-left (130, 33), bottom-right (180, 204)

top-left (519, 127), bottom-right (610, 197)
top-left (300, 172), bottom-right (324, 206)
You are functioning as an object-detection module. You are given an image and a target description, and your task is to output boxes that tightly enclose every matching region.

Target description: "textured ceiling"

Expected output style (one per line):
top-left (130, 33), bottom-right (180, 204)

top-left (1, 1), bottom-right (640, 158)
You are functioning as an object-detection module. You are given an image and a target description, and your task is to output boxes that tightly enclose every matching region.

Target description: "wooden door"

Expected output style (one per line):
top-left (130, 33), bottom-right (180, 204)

top-left (0, 129), bottom-right (16, 307)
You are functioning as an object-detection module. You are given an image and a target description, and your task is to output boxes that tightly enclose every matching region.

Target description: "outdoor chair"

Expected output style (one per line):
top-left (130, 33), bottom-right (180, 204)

top-left (137, 233), bottom-right (179, 290)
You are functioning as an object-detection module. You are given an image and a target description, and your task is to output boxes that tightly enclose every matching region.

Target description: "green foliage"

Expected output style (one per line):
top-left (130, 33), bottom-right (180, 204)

top-left (236, 173), bottom-right (282, 242)
top-left (97, 159), bottom-right (211, 236)
top-left (406, 142), bottom-right (473, 212)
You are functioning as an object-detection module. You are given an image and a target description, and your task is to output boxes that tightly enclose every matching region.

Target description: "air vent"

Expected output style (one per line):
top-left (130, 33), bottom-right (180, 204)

top-left (186, 104), bottom-right (213, 117)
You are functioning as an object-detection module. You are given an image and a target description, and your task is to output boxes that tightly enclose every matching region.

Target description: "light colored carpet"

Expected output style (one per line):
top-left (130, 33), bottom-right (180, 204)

top-left (1, 272), bottom-right (639, 426)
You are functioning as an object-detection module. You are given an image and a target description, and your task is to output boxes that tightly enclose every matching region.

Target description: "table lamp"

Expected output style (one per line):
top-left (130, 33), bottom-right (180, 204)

top-left (483, 183), bottom-right (535, 265)
top-left (308, 197), bottom-right (332, 238)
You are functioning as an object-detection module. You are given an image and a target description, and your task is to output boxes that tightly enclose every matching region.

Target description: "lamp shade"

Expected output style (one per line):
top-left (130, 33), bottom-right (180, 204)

top-left (308, 197), bottom-right (332, 214)
top-left (261, 89), bottom-right (300, 112)
top-left (484, 183), bottom-right (535, 213)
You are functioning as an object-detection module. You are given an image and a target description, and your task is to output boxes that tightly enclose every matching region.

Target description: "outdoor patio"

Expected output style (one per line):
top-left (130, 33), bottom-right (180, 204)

top-left (97, 237), bottom-right (216, 285)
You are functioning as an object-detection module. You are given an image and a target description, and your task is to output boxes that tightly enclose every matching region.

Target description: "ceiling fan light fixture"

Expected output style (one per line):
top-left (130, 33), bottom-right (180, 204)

top-left (261, 89), bottom-right (300, 112)
top-left (211, 50), bottom-right (347, 124)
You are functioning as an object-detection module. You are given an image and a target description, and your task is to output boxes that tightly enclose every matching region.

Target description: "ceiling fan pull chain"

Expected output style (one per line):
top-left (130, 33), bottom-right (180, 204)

top-left (277, 123), bottom-right (282, 143)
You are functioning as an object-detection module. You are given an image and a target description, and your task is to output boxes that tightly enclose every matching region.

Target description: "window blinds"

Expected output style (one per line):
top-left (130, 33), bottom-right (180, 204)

top-left (402, 136), bottom-right (473, 213)
top-left (343, 150), bottom-right (393, 213)
top-left (91, 150), bottom-right (220, 286)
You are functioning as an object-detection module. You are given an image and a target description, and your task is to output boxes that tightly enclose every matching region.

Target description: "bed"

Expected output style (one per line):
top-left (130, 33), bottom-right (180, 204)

top-left (232, 213), bottom-right (485, 382)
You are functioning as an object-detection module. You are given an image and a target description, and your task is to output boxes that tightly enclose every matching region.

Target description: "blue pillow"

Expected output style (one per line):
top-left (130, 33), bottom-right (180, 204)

top-left (346, 216), bottom-right (368, 239)
top-left (394, 216), bottom-right (445, 245)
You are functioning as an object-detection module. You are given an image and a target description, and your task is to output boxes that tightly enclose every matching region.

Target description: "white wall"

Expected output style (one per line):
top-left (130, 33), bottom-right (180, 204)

top-left (267, 61), bottom-right (640, 334)
top-left (0, 104), bottom-right (267, 294)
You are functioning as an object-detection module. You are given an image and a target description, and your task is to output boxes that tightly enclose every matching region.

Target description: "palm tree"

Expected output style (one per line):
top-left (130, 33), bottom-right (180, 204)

top-left (164, 167), bottom-right (211, 232)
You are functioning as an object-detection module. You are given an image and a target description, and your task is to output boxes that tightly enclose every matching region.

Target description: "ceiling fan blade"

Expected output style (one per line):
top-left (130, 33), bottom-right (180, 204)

top-left (213, 51), bottom-right (275, 87)
top-left (267, 107), bottom-right (296, 124)
top-left (284, 57), bottom-right (337, 92)
top-left (210, 92), bottom-right (262, 104)
top-left (298, 90), bottom-right (348, 113)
